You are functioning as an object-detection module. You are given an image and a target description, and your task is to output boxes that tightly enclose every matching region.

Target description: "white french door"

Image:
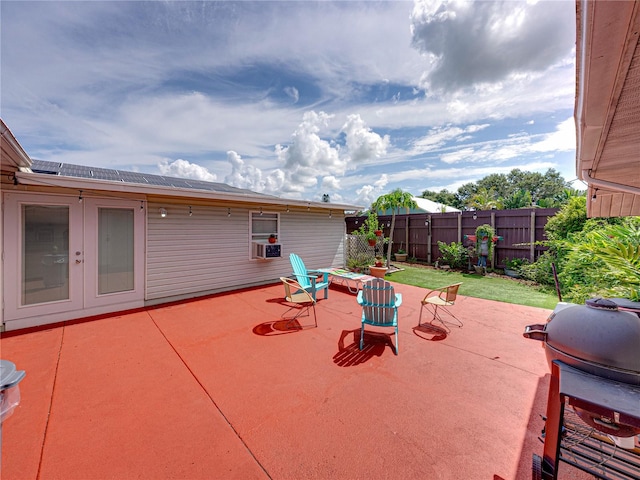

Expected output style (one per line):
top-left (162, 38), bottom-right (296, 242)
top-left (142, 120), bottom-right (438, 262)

top-left (3, 193), bottom-right (145, 329)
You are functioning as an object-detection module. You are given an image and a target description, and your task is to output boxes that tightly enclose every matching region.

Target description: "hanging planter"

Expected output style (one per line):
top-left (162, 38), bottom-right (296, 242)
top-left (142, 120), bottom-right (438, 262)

top-left (368, 237), bottom-right (377, 246)
top-left (375, 230), bottom-right (383, 236)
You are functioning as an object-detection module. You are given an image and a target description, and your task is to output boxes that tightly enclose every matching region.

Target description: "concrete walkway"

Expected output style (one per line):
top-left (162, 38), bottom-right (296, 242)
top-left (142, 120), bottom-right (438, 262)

top-left (1, 281), bottom-right (590, 479)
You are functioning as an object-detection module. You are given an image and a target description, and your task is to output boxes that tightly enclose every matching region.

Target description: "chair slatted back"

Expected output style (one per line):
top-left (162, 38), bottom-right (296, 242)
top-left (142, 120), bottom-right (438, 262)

top-left (361, 278), bottom-right (396, 326)
top-left (444, 283), bottom-right (462, 303)
top-left (289, 253), bottom-right (312, 290)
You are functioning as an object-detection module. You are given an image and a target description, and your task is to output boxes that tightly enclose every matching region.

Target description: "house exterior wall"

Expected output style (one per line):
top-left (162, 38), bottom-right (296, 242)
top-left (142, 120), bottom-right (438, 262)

top-left (1, 189), bottom-right (348, 331)
top-left (144, 202), bottom-right (346, 303)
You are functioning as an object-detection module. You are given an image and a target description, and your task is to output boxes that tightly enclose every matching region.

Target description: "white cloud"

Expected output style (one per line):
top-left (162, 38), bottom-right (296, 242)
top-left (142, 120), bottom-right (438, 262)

top-left (411, 123), bottom-right (490, 155)
top-left (531, 117), bottom-right (575, 152)
top-left (410, 0), bottom-right (575, 92)
top-left (342, 114), bottom-right (390, 162)
top-left (321, 175), bottom-right (341, 190)
top-left (355, 174), bottom-right (389, 207)
top-left (224, 150), bottom-right (286, 194)
top-left (437, 117), bottom-right (575, 166)
top-left (158, 159), bottom-right (217, 181)
top-left (283, 86), bottom-right (299, 103)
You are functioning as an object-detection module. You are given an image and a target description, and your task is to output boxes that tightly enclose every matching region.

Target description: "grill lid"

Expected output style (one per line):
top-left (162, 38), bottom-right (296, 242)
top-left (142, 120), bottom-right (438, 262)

top-left (545, 300), bottom-right (640, 374)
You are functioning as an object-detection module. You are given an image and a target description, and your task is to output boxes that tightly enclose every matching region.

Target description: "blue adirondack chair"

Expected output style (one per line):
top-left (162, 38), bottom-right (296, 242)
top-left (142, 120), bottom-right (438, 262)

top-left (289, 253), bottom-right (329, 301)
top-left (357, 278), bottom-right (402, 354)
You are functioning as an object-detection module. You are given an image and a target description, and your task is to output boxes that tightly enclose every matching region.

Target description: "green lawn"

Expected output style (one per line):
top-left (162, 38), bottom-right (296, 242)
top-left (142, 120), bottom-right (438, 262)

top-left (386, 264), bottom-right (559, 310)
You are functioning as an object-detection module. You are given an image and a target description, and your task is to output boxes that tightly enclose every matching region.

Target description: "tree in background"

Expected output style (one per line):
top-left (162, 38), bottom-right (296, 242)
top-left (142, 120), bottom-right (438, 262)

top-left (502, 189), bottom-right (532, 209)
top-left (371, 189), bottom-right (417, 267)
top-left (422, 168), bottom-right (575, 210)
top-left (467, 187), bottom-right (503, 211)
top-left (420, 189), bottom-right (462, 210)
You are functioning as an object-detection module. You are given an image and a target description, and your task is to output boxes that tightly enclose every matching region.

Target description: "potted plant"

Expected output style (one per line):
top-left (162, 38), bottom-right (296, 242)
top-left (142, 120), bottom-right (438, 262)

top-left (347, 257), bottom-right (361, 273)
top-left (394, 248), bottom-right (408, 262)
top-left (368, 256), bottom-right (387, 278)
top-left (356, 211), bottom-right (384, 247)
top-left (366, 231), bottom-right (378, 246)
top-left (268, 234), bottom-right (277, 244)
top-left (368, 264), bottom-right (387, 278)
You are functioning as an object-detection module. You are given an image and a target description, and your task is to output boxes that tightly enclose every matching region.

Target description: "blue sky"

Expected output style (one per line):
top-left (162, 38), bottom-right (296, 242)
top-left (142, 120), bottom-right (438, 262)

top-left (1, 0), bottom-right (578, 206)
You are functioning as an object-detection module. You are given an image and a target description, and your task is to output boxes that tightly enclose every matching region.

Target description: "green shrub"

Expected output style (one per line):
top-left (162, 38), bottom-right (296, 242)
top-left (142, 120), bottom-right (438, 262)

top-left (436, 241), bottom-right (469, 270)
top-left (544, 196), bottom-right (587, 241)
top-left (520, 252), bottom-right (555, 286)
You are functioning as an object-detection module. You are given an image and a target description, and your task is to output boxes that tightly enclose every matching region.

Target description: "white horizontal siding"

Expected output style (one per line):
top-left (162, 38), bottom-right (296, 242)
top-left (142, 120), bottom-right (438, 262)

top-left (146, 203), bottom-right (346, 302)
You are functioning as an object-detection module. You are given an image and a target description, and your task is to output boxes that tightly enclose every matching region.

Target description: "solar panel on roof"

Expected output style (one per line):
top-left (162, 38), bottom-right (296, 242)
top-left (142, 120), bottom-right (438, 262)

top-left (29, 159), bottom-right (276, 198)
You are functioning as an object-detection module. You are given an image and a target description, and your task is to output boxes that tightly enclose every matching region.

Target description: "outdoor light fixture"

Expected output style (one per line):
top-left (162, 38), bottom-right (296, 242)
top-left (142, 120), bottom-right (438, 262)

top-left (472, 212), bottom-right (477, 220)
top-left (260, 207), bottom-right (263, 216)
top-left (329, 210), bottom-right (332, 218)
top-left (592, 189), bottom-right (598, 202)
top-left (425, 220), bottom-right (429, 226)
top-left (227, 208), bottom-right (231, 217)
top-left (286, 205), bottom-right (290, 213)
top-left (78, 190), bottom-right (83, 203)
top-left (140, 201), bottom-right (144, 210)
top-left (387, 221), bottom-right (391, 227)
top-left (159, 208), bottom-right (167, 218)
top-left (189, 206), bottom-right (193, 217)
top-left (307, 203), bottom-right (310, 211)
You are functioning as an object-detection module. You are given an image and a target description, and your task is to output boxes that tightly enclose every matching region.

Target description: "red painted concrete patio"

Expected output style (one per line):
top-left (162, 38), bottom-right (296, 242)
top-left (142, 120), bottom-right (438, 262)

top-left (1, 281), bottom-right (590, 479)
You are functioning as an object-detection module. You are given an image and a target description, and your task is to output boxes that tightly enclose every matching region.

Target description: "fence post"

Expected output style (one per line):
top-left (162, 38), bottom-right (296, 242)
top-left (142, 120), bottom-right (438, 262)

top-left (530, 210), bottom-right (536, 262)
top-left (405, 215), bottom-right (409, 257)
top-left (457, 213), bottom-right (462, 243)
top-left (427, 214), bottom-right (432, 264)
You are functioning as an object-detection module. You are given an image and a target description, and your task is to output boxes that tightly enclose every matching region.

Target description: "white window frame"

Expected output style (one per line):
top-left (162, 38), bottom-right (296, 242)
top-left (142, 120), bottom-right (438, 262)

top-left (249, 211), bottom-right (280, 259)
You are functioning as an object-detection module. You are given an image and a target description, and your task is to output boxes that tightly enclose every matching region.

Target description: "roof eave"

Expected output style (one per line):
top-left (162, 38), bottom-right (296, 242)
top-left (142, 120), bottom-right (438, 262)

top-left (14, 171), bottom-right (363, 212)
top-left (575, 0), bottom-right (640, 217)
top-left (0, 119), bottom-right (32, 171)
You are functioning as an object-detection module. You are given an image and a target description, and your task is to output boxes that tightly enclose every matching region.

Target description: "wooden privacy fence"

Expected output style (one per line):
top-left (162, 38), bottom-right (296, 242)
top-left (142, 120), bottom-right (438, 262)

top-left (345, 208), bottom-right (558, 269)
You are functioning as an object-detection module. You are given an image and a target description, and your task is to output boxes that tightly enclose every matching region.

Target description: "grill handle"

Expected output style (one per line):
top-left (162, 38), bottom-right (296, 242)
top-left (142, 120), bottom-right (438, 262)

top-left (523, 324), bottom-right (547, 341)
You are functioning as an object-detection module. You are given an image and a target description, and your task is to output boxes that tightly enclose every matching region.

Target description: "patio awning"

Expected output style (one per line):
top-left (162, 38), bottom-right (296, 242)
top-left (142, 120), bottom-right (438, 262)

top-left (575, 1), bottom-right (640, 217)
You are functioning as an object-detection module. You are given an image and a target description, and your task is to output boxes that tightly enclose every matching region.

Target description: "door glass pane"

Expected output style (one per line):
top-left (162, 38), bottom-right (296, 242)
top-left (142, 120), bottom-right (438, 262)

top-left (22, 205), bottom-right (70, 305)
top-left (98, 208), bottom-right (134, 295)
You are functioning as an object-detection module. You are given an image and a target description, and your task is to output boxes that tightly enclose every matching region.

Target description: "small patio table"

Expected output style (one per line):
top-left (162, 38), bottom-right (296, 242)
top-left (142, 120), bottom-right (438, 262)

top-left (317, 268), bottom-right (375, 294)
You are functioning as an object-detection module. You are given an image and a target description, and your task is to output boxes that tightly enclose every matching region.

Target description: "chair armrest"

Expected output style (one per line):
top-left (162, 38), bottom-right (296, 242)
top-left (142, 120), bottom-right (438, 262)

top-left (395, 294), bottom-right (403, 307)
top-left (308, 269), bottom-right (329, 281)
top-left (292, 273), bottom-right (317, 279)
top-left (356, 290), bottom-right (364, 305)
top-left (422, 286), bottom-right (446, 301)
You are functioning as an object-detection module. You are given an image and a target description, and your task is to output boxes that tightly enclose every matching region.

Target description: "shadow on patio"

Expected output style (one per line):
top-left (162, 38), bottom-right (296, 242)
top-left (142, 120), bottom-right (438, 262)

top-left (1, 281), bottom-right (591, 479)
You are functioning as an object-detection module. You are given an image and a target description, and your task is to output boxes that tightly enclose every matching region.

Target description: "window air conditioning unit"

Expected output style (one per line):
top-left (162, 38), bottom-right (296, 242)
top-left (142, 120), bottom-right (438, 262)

top-left (253, 241), bottom-right (282, 259)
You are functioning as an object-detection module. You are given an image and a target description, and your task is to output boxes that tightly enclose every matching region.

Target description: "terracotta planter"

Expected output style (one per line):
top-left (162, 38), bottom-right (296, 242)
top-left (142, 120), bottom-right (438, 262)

top-left (369, 266), bottom-right (387, 278)
top-left (268, 237), bottom-right (277, 244)
top-left (375, 230), bottom-right (383, 236)
top-left (368, 239), bottom-right (377, 246)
